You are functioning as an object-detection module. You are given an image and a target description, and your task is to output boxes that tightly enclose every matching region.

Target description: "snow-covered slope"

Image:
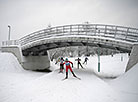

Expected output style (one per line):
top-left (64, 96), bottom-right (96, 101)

top-left (110, 63), bottom-right (138, 102)
top-left (111, 63), bottom-right (138, 93)
top-left (0, 52), bottom-right (137, 102)
top-left (0, 53), bottom-right (24, 72)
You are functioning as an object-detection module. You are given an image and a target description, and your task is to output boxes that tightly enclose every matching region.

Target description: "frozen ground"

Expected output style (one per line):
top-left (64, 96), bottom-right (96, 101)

top-left (0, 52), bottom-right (138, 102)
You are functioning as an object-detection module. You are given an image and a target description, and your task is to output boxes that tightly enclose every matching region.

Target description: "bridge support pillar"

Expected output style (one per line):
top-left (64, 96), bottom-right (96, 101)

top-left (1, 46), bottom-right (50, 71)
top-left (22, 56), bottom-right (50, 71)
top-left (126, 44), bottom-right (138, 72)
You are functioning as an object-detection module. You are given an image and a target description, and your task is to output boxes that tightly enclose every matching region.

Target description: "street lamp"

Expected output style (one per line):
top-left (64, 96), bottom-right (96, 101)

top-left (8, 25), bottom-right (11, 40)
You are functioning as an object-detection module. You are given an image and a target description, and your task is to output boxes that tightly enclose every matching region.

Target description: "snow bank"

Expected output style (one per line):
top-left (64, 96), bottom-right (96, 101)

top-left (110, 63), bottom-right (138, 102)
top-left (111, 63), bottom-right (138, 93)
top-left (0, 53), bottom-right (47, 102)
top-left (0, 53), bottom-right (24, 73)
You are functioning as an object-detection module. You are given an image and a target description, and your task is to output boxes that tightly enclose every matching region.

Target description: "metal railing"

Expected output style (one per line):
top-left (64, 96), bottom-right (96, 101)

top-left (2, 24), bottom-right (138, 47)
top-left (2, 40), bottom-right (19, 46)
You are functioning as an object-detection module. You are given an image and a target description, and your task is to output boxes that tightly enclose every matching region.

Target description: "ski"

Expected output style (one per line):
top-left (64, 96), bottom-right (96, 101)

top-left (58, 71), bottom-right (64, 74)
top-left (62, 77), bottom-right (81, 81)
top-left (62, 78), bottom-right (68, 81)
top-left (74, 76), bottom-right (81, 80)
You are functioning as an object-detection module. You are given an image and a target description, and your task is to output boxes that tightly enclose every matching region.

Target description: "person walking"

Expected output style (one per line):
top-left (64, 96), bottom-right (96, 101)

top-left (63, 58), bottom-right (80, 80)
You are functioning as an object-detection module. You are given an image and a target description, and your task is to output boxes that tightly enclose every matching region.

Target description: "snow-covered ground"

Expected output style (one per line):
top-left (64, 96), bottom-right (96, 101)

top-left (0, 52), bottom-right (138, 102)
top-left (110, 63), bottom-right (138, 102)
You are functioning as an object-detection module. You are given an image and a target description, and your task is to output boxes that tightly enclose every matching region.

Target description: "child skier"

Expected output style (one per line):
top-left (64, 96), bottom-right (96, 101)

top-left (63, 58), bottom-right (80, 80)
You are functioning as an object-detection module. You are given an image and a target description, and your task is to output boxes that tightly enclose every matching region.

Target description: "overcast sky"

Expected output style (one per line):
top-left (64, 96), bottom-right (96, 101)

top-left (0, 0), bottom-right (138, 45)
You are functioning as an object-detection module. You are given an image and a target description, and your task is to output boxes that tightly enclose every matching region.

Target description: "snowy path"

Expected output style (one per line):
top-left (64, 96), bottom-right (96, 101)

top-left (0, 69), bottom-right (121, 102)
top-left (0, 53), bottom-right (138, 102)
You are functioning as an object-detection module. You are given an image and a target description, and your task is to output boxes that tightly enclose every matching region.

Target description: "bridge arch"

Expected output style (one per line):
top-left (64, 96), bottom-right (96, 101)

top-left (16, 24), bottom-right (138, 56)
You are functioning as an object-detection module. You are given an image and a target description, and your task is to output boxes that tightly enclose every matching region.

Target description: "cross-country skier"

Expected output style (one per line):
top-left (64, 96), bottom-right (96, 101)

top-left (59, 57), bottom-right (64, 73)
top-left (75, 57), bottom-right (84, 69)
top-left (55, 57), bottom-right (60, 64)
top-left (83, 57), bottom-right (89, 64)
top-left (63, 58), bottom-right (80, 79)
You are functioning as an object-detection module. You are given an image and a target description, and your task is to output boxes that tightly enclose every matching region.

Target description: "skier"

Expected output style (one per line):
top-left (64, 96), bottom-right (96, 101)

top-left (83, 57), bottom-right (89, 64)
top-left (75, 57), bottom-right (84, 69)
top-left (55, 57), bottom-right (60, 64)
top-left (63, 58), bottom-right (80, 80)
top-left (59, 57), bottom-right (64, 73)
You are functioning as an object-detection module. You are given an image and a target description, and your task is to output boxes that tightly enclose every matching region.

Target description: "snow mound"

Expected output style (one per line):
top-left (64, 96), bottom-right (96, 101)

top-left (0, 53), bottom-right (25, 73)
top-left (111, 63), bottom-right (138, 94)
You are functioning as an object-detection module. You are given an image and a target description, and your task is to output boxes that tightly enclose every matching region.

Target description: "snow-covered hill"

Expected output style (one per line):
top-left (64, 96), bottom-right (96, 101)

top-left (0, 52), bottom-right (137, 102)
top-left (0, 53), bottom-right (24, 72)
top-left (110, 63), bottom-right (138, 102)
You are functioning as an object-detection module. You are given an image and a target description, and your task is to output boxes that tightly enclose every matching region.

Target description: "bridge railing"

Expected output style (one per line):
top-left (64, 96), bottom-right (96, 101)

top-left (19, 24), bottom-right (138, 46)
top-left (2, 24), bottom-right (138, 47)
top-left (1, 40), bottom-right (19, 47)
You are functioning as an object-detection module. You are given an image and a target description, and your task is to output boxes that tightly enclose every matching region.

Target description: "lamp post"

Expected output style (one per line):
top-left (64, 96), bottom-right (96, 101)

top-left (8, 25), bottom-right (11, 40)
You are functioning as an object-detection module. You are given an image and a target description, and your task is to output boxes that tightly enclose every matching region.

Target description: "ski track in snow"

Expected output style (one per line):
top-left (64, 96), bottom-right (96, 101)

top-left (0, 52), bottom-right (138, 102)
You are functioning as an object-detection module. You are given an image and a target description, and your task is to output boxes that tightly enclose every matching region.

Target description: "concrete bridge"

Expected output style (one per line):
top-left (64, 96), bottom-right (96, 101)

top-left (1, 24), bottom-right (138, 72)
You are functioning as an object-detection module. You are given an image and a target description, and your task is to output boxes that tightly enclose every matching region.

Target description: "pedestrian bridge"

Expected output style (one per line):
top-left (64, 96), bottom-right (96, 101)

top-left (1, 23), bottom-right (138, 71)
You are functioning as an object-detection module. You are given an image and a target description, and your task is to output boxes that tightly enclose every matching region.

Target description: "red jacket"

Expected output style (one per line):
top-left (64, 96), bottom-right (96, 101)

top-left (63, 61), bottom-right (73, 68)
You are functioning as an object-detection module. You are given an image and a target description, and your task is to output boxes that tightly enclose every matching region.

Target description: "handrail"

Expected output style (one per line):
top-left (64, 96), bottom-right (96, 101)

top-left (2, 24), bottom-right (138, 47)
top-left (2, 40), bottom-right (19, 46)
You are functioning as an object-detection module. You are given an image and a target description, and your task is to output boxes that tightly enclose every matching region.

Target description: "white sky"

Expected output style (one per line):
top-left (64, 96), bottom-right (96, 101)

top-left (0, 0), bottom-right (138, 44)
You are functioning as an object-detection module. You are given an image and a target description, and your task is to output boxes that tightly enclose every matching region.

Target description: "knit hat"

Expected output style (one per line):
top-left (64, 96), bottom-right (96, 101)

top-left (65, 58), bottom-right (68, 61)
top-left (61, 57), bottom-right (63, 60)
